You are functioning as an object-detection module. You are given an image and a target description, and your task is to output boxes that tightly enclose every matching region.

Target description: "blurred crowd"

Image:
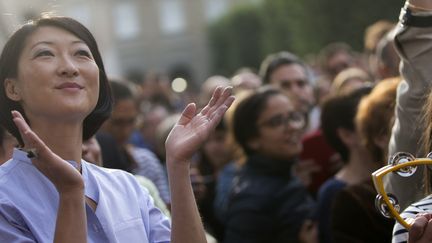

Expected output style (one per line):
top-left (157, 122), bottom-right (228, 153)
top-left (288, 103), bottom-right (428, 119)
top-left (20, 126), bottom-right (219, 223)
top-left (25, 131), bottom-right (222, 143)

top-left (0, 14), bottom-right (413, 243)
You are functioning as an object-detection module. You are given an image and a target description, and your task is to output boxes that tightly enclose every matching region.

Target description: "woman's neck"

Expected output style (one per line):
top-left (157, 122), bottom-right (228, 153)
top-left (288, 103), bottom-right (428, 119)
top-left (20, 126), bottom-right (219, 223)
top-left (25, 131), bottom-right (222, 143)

top-left (27, 118), bottom-right (83, 163)
top-left (336, 148), bottom-right (377, 185)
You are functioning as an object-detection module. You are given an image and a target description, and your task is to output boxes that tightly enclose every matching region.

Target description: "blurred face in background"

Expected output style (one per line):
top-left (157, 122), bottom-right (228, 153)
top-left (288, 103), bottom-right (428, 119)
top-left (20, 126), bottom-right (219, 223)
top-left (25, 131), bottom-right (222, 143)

top-left (82, 136), bottom-right (102, 166)
top-left (326, 51), bottom-right (354, 78)
top-left (202, 129), bottom-right (232, 171)
top-left (269, 64), bottom-right (315, 113)
top-left (104, 98), bottom-right (138, 145)
top-left (140, 105), bottom-right (169, 149)
top-left (249, 94), bottom-right (305, 160)
top-left (0, 131), bottom-right (18, 164)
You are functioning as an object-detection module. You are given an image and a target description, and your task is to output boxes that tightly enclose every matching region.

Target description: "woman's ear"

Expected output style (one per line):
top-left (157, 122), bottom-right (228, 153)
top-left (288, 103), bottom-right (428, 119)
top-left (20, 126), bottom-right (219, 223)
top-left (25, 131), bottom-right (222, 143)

top-left (4, 78), bottom-right (21, 101)
top-left (336, 127), bottom-right (357, 147)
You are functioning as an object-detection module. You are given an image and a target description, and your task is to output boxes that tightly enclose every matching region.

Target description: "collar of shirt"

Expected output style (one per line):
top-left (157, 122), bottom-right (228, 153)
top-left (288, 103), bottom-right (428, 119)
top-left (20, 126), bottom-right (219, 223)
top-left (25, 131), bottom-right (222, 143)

top-left (12, 148), bottom-right (99, 204)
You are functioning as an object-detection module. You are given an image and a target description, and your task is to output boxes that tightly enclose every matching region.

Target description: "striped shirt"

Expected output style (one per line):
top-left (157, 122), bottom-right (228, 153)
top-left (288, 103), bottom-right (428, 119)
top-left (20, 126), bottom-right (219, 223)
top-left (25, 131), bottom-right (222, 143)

top-left (392, 195), bottom-right (432, 243)
top-left (131, 147), bottom-right (171, 204)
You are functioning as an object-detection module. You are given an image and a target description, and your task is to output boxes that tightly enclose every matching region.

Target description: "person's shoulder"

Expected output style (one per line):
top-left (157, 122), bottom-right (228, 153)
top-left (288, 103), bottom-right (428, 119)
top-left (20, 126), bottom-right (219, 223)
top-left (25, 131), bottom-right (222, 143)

top-left (130, 146), bottom-right (161, 163)
top-left (339, 180), bottom-right (375, 198)
top-left (0, 156), bottom-right (59, 207)
top-left (0, 155), bottom-right (40, 186)
top-left (403, 195), bottom-right (432, 215)
top-left (133, 174), bottom-right (155, 189)
top-left (0, 158), bottom-right (19, 175)
top-left (0, 158), bottom-right (22, 188)
top-left (318, 178), bottom-right (346, 194)
top-left (131, 146), bottom-right (158, 158)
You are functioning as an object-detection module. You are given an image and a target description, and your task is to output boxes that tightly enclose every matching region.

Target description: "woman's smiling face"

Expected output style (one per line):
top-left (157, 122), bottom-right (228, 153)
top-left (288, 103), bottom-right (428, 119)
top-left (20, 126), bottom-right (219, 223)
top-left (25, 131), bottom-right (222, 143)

top-left (250, 94), bottom-right (304, 160)
top-left (5, 26), bottom-right (99, 123)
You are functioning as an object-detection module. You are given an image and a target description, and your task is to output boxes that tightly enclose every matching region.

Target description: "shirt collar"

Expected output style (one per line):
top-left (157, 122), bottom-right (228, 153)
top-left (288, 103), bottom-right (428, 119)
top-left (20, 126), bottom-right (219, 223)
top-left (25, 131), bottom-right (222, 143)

top-left (13, 148), bottom-right (80, 169)
top-left (82, 160), bottom-right (99, 203)
top-left (12, 148), bottom-right (99, 203)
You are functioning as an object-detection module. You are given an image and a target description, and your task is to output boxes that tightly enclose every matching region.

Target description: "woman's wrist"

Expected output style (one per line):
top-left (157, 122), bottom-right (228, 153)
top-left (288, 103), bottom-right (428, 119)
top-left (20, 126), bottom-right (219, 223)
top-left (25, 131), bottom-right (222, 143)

top-left (165, 156), bottom-right (190, 169)
top-left (166, 157), bottom-right (192, 183)
top-left (58, 187), bottom-right (85, 200)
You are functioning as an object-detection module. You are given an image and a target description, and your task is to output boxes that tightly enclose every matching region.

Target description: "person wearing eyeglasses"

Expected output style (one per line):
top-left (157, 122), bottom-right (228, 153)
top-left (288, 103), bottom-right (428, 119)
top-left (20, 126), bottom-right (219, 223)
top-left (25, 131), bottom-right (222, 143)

top-left (96, 79), bottom-right (171, 206)
top-left (223, 86), bottom-right (316, 243)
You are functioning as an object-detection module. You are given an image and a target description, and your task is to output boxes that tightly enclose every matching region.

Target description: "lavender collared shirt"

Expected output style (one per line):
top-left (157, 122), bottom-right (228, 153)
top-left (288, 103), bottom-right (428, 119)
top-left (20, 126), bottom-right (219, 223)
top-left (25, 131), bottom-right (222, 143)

top-left (0, 149), bottom-right (171, 243)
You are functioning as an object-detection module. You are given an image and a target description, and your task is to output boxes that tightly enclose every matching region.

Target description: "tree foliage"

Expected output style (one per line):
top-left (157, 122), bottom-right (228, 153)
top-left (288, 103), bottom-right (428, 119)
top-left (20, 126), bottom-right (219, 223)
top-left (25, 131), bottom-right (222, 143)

top-left (208, 0), bottom-right (404, 76)
top-left (208, 4), bottom-right (264, 76)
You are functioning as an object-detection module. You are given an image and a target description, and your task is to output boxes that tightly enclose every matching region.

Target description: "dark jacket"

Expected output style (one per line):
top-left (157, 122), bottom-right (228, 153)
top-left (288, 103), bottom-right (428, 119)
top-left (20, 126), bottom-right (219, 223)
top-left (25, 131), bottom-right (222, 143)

top-left (224, 154), bottom-right (316, 243)
top-left (331, 179), bottom-right (394, 243)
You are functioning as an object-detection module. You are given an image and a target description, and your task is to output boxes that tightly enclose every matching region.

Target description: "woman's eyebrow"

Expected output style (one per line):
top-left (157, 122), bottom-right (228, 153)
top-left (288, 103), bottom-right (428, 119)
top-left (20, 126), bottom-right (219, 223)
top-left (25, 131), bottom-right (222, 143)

top-left (30, 41), bottom-right (53, 50)
top-left (71, 40), bottom-right (86, 45)
top-left (30, 40), bottom-right (86, 51)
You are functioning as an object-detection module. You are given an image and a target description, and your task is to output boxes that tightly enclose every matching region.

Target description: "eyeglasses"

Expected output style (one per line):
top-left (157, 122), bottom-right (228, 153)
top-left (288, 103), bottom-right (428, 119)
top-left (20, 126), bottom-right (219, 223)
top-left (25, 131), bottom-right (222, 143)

top-left (259, 112), bottom-right (305, 130)
top-left (372, 152), bottom-right (432, 229)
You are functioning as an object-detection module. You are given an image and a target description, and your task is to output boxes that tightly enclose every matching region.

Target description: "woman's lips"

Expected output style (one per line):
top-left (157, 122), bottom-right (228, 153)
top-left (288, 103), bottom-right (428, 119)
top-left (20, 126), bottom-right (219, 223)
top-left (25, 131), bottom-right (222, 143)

top-left (56, 82), bottom-right (83, 90)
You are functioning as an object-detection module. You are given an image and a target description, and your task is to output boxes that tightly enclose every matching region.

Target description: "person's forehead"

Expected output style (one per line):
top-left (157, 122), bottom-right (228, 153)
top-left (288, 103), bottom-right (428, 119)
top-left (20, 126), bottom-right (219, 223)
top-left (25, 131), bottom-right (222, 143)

top-left (270, 63), bottom-right (307, 82)
top-left (24, 26), bottom-right (85, 50)
top-left (259, 95), bottom-right (293, 117)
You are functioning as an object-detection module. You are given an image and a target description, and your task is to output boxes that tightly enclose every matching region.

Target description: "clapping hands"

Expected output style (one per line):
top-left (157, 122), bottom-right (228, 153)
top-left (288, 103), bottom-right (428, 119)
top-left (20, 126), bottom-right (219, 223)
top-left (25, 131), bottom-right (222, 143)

top-left (165, 86), bottom-right (235, 165)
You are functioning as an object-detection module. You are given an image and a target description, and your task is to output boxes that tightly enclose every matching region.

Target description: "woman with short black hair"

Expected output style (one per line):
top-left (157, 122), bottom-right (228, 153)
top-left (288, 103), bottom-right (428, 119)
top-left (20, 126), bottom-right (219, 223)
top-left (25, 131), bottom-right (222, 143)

top-left (0, 16), bottom-right (234, 243)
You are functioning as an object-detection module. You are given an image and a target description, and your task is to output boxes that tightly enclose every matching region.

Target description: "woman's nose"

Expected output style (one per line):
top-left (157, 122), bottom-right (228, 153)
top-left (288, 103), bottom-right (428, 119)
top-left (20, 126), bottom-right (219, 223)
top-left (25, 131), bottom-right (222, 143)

top-left (57, 57), bottom-right (79, 77)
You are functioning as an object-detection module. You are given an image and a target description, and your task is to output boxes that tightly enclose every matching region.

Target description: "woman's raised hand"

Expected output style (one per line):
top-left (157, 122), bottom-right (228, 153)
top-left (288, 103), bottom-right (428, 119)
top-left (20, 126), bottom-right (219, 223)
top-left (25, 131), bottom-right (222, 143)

top-left (11, 110), bottom-right (84, 194)
top-left (165, 86), bottom-right (235, 165)
top-left (165, 86), bottom-right (234, 243)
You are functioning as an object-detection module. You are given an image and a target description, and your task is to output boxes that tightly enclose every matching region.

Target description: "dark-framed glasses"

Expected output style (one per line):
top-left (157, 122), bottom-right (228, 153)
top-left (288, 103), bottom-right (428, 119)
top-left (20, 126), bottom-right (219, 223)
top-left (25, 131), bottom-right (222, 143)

top-left (260, 112), bottom-right (305, 129)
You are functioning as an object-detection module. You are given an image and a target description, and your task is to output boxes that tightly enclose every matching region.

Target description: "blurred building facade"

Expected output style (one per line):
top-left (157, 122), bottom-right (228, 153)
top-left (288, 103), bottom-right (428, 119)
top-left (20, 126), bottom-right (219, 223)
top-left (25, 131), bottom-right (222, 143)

top-left (0, 0), bottom-right (260, 88)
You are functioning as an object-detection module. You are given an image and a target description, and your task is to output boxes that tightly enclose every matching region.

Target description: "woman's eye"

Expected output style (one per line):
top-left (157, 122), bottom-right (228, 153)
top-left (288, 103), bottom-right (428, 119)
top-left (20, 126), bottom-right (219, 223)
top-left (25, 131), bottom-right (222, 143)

top-left (268, 116), bottom-right (283, 127)
top-left (75, 50), bottom-right (91, 58)
top-left (35, 50), bottom-right (53, 57)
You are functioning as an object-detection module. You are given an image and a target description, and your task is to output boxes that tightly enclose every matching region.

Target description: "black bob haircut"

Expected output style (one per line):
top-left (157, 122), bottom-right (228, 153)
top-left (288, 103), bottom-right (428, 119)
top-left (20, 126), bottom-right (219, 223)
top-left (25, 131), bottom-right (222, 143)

top-left (0, 16), bottom-right (112, 146)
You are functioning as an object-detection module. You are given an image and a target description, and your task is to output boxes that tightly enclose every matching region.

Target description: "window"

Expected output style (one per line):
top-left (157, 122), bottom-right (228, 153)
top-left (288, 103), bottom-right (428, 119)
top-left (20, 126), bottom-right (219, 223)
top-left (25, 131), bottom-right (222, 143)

top-left (66, 5), bottom-right (91, 27)
top-left (113, 2), bottom-right (140, 40)
top-left (204, 0), bottom-right (228, 22)
top-left (158, 0), bottom-right (186, 35)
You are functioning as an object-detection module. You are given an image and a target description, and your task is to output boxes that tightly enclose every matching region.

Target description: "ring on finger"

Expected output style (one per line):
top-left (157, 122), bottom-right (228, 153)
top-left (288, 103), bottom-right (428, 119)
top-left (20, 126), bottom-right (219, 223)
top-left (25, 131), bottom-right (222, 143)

top-left (20, 148), bottom-right (38, 159)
